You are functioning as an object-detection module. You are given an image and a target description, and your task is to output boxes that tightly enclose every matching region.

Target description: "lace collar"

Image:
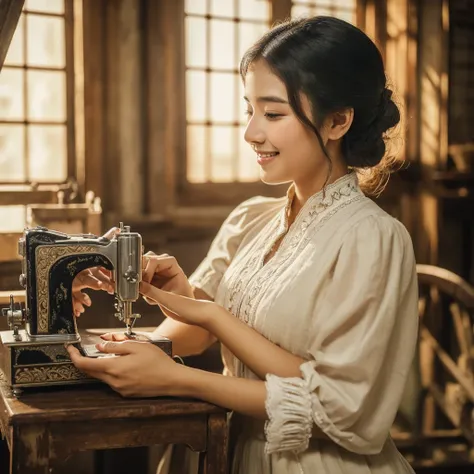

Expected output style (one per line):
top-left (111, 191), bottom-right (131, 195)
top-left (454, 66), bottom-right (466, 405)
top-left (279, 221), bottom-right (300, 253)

top-left (278, 172), bottom-right (361, 234)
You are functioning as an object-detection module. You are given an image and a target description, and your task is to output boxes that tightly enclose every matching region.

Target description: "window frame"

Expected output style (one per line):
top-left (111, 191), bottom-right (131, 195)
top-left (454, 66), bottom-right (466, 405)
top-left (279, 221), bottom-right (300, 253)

top-left (0, 0), bottom-right (80, 207)
top-left (173, 0), bottom-right (364, 208)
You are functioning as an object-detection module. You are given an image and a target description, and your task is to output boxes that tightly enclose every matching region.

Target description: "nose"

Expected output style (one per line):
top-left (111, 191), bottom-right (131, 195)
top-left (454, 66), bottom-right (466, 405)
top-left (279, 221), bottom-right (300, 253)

top-left (244, 116), bottom-right (265, 146)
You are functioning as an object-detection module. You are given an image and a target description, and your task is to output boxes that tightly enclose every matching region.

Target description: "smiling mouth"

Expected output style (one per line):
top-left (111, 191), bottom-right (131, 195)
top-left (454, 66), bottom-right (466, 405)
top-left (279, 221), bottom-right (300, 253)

top-left (256, 151), bottom-right (279, 165)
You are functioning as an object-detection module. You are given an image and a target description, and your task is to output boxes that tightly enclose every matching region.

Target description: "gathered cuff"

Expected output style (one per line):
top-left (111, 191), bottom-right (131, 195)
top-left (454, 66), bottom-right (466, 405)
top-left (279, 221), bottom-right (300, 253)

top-left (264, 373), bottom-right (313, 454)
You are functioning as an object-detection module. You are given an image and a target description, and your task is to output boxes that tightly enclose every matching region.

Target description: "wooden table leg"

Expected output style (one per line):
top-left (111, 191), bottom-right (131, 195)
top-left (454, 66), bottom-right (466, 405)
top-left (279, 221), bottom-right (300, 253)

top-left (9, 425), bottom-right (52, 474)
top-left (1, 435), bottom-right (9, 473)
top-left (204, 413), bottom-right (228, 474)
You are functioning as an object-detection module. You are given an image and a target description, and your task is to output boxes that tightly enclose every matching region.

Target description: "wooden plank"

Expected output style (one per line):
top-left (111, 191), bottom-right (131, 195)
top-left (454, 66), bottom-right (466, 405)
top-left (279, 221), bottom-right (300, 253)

top-left (117, 0), bottom-right (144, 216)
top-left (65, 0), bottom-right (77, 182)
top-left (0, 190), bottom-right (57, 206)
top-left (271, 0), bottom-right (291, 25)
top-left (144, 0), bottom-right (168, 216)
top-left (421, 326), bottom-right (474, 403)
top-left (49, 415), bottom-right (208, 455)
top-left (82, 0), bottom-right (106, 208)
top-left (0, 378), bottom-right (225, 426)
top-left (0, 0), bottom-right (24, 72)
top-left (205, 413), bottom-right (228, 474)
top-left (103, 0), bottom-right (120, 216)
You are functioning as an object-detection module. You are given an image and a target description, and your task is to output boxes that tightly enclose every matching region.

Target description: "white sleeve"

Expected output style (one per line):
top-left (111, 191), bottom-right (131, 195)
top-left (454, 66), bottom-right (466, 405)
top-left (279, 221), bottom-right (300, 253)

top-left (264, 216), bottom-right (419, 455)
top-left (189, 197), bottom-right (278, 299)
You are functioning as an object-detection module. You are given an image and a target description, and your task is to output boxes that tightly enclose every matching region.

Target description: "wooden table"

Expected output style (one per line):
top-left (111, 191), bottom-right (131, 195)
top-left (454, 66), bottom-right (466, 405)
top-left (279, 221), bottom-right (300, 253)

top-left (0, 375), bottom-right (228, 474)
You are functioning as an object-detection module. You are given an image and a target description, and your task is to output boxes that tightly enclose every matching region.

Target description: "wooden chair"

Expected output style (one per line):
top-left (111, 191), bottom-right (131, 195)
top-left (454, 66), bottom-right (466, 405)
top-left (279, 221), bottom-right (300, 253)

top-left (393, 264), bottom-right (474, 468)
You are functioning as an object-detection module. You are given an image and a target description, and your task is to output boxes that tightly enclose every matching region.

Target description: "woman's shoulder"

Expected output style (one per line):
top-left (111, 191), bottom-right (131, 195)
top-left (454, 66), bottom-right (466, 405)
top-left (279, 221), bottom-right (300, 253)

top-left (224, 194), bottom-right (287, 227)
top-left (342, 199), bottom-right (414, 252)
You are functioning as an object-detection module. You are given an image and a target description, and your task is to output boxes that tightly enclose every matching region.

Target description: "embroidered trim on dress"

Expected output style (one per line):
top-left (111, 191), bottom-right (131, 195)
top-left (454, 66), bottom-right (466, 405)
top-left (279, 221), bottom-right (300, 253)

top-left (224, 172), bottom-right (363, 330)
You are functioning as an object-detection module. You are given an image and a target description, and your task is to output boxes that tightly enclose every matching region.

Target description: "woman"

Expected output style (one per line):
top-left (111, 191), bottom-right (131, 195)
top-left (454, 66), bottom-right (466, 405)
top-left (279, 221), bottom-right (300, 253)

top-left (68, 16), bottom-right (418, 474)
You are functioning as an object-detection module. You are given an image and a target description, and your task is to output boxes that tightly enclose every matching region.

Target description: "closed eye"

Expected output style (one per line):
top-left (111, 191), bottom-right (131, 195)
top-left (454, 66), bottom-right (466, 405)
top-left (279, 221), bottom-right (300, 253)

top-left (265, 113), bottom-right (283, 120)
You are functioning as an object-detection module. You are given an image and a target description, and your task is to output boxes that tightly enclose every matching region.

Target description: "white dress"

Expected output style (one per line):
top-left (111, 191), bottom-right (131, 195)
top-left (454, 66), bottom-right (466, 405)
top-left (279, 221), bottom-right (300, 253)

top-left (161, 172), bottom-right (418, 474)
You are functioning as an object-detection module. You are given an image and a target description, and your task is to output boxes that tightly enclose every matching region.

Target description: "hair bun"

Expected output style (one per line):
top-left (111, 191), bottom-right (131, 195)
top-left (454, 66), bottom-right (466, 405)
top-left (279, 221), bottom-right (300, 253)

top-left (375, 88), bottom-right (399, 134)
top-left (344, 87), bottom-right (400, 168)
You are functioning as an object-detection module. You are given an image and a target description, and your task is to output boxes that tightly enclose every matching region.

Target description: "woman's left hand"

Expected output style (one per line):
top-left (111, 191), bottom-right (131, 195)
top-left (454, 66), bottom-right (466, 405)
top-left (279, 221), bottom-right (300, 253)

top-left (139, 281), bottom-right (226, 330)
top-left (66, 340), bottom-right (182, 398)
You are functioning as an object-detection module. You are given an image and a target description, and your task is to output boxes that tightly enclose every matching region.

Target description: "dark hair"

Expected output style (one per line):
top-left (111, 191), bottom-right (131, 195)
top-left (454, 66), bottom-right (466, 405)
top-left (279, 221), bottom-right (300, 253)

top-left (240, 16), bottom-right (402, 195)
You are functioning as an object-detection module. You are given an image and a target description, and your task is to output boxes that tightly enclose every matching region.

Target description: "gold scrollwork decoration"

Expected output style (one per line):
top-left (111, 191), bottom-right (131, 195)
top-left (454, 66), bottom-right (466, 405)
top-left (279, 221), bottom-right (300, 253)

top-left (35, 245), bottom-right (103, 333)
top-left (14, 364), bottom-right (89, 384)
top-left (14, 345), bottom-right (69, 365)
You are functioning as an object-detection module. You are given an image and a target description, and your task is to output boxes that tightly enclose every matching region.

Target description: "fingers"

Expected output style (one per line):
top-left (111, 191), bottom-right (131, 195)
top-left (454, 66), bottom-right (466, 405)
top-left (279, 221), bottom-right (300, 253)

top-left (73, 299), bottom-right (85, 317)
top-left (90, 267), bottom-right (115, 294)
top-left (142, 295), bottom-right (160, 306)
top-left (100, 332), bottom-right (129, 341)
top-left (75, 270), bottom-right (103, 291)
top-left (103, 227), bottom-right (120, 240)
top-left (73, 290), bottom-right (91, 317)
top-left (96, 340), bottom-right (145, 355)
top-left (142, 255), bottom-right (180, 284)
top-left (66, 345), bottom-right (113, 381)
top-left (74, 291), bottom-right (92, 307)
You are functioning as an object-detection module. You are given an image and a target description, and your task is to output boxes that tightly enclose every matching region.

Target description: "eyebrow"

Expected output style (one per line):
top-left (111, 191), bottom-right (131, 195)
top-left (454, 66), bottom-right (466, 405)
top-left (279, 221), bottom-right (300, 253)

top-left (243, 95), bottom-right (288, 104)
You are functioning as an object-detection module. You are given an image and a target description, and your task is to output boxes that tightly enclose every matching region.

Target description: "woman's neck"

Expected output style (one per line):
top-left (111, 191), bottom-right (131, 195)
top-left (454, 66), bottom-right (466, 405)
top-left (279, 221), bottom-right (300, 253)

top-left (290, 162), bottom-right (349, 221)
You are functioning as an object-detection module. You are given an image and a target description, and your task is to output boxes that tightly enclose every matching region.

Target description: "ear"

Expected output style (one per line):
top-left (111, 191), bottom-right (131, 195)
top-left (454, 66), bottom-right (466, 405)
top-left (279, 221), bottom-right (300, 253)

top-left (325, 108), bottom-right (354, 141)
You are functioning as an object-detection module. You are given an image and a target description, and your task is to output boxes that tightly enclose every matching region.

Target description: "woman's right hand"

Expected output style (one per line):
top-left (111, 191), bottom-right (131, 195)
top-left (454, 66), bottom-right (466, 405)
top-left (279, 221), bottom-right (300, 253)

top-left (140, 252), bottom-right (195, 315)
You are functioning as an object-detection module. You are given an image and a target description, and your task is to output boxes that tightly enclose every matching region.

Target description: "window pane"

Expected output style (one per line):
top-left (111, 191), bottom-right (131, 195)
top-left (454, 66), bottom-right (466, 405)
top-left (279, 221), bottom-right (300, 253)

top-left (334, 9), bottom-right (355, 23)
top-left (28, 125), bottom-right (67, 181)
top-left (292, 4), bottom-right (314, 17)
top-left (210, 20), bottom-right (235, 70)
top-left (186, 71), bottom-right (207, 122)
top-left (211, 0), bottom-right (235, 18)
top-left (211, 126), bottom-right (234, 181)
top-left (210, 72), bottom-right (235, 123)
top-left (238, 126), bottom-right (260, 181)
top-left (4, 15), bottom-right (24, 66)
top-left (293, 0), bottom-right (354, 6)
top-left (27, 70), bottom-right (66, 121)
top-left (185, 17), bottom-right (207, 68)
top-left (239, 22), bottom-right (268, 61)
top-left (185, 0), bottom-right (206, 15)
top-left (26, 15), bottom-right (65, 68)
top-left (25, 0), bottom-right (64, 14)
top-left (0, 125), bottom-right (25, 181)
top-left (239, 0), bottom-right (271, 21)
top-left (187, 125), bottom-right (207, 182)
top-left (0, 206), bottom-right (26, 232)
top-left (0, 68), bottom-right (25, 120)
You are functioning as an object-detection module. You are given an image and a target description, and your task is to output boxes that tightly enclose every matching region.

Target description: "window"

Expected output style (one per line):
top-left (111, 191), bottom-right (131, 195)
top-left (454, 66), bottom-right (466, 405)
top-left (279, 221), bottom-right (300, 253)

top-left (184, 0), bottom-right (356, 189)
top-left (0, 0), bottom-right (76, 232)
top-left (292, 0), bottom-right (355, 23)
top-left (184, 0), bottom-right (271, 184)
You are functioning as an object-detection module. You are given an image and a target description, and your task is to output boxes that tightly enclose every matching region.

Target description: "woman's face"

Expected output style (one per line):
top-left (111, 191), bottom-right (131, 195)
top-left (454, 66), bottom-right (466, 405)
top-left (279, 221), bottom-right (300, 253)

top-left (243, 59), bottom-right (329, 186)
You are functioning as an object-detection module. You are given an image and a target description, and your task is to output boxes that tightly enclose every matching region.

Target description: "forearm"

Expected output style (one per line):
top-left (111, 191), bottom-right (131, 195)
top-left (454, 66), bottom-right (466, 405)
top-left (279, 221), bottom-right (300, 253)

top-left (206, 310), bottom-right (305, 379)
top-left (152, 318), bottom-right (215, 357)
top-left (173, 366), bottom-right (268, 419)
top-left (152, 287), bottom-right (217, 357)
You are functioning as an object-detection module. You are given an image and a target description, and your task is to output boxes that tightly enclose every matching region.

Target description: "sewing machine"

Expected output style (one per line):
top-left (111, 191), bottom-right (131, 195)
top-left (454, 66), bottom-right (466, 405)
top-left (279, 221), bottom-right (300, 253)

top-left (0, 223), bottom-right (172, 391)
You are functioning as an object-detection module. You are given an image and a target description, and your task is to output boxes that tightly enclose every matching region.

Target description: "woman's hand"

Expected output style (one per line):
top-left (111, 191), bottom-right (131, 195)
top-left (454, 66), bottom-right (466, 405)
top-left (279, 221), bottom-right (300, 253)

top-left (141, 253), bottom-right (195, 320)
top-left (66, 340), bottom-right (184, 398)
top-left (71, 227), bottom-right (119, 316)
top-left (142, 252), bottom-right (194, 297)
top-left (139, 282), bottom-right (224, 330)
top-left (72, 267), bottom-right (114, 316)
